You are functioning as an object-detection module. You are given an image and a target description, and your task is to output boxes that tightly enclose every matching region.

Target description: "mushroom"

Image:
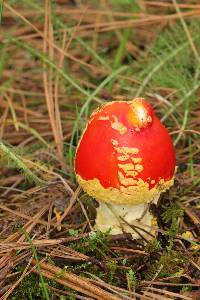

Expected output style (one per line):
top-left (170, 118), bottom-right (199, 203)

top-left (75, 98), bottom-right (176, 239)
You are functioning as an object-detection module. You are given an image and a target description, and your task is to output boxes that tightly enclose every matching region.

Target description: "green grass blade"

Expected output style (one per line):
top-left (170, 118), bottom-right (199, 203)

top-left (0, 141), bottom-right (45, 186)
top-left (22, 229), bottom-right (50, 300)
top-left (12, 38), bottom-right (92, 98)
top-left (0, 0), bottom-right (4, 25)
top-left (17, 122), bottom-right (49, 148)
top-left (136, 34), bottom-right (200, 97)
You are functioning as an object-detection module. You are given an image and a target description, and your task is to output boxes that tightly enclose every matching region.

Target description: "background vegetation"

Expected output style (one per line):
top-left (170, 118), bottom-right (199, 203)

top-left (0, 0), bottom-right (199, 299)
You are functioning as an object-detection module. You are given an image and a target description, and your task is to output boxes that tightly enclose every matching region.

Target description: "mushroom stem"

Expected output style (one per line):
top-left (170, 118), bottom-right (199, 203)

top-left (95, 197), bottom-right (159, 239)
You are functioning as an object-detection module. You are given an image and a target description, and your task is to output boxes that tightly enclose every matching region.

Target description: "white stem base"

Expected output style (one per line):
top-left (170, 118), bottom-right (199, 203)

top-left (95, 199), bottom-right (158, 239)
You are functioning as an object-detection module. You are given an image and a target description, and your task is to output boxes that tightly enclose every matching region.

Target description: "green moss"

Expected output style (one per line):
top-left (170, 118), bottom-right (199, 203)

top-left (181, 285), bottom-right (193, 293)
top-left (144, 251), bottom-right (188, 281)
top-left (71, 230), bottom-right (111, 258)
top-left (9, 270), bottom-right (67, 300)
top-left (140, 200), bottom-right (185, 289)
top-left (162, 203), bottom-right (184, 224)
top-left (145, 239), bottom-right (162, 254)
top-left (106, 260), bottom-right (117, 284)
top-left (127, 269), bottom-right (137, 289)
top-left (68, 229), bottom-right (80, 238)
top-left (162, 202), bottom-right (184, 250)
top-left (10, 273), bottom-right (49, 300)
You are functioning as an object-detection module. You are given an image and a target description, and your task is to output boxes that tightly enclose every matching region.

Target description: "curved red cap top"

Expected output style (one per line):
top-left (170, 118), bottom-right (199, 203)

top-left (75, 98), bottom-right (176, 203)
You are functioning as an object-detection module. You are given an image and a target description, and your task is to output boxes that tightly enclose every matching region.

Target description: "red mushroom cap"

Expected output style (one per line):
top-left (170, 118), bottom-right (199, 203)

top-left (75, 98), bottom-right (176, 205)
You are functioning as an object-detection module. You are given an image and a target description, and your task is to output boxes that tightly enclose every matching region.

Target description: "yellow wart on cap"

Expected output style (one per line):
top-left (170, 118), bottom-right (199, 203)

top-left (111, 115), bottom-right (127, 135)
top-left (111, 139), bottom-right (119, 146)
top-left (124, 170), bottom-right (138, 177)
top-left (131, 157), bottom-right (142, 163)
top-left (118, 171), bottom-right (137, 186)
top-left (117, 155), bottom-right (130, 161)
top-left (135, 164), bottom-right (144, 172)
top-left (98, 116), bottom-right (110, 121)
top-left (114, 146), bottom-right (139, 155)
top-left (118, 163), bottom-right (135, 171)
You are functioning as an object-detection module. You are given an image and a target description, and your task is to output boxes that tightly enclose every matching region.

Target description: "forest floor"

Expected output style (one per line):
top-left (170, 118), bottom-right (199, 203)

top-left (0, 1), bottom-right (200, 299)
